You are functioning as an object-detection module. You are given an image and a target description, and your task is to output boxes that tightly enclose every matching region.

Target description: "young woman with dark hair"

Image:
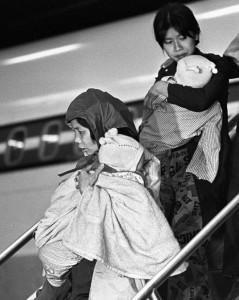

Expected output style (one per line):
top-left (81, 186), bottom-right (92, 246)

top-left (139, 2), bottom-right (239, 299)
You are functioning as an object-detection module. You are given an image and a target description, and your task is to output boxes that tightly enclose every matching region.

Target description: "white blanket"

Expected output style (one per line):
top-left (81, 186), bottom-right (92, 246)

top-left (36, 172), bottom-right (187, 280)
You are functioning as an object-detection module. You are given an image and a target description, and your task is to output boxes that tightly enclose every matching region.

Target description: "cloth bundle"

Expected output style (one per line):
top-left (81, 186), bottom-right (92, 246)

top-left (35, 131), bottom-right (187, 285)
top-left (140, 55), bottom-right (222, 182)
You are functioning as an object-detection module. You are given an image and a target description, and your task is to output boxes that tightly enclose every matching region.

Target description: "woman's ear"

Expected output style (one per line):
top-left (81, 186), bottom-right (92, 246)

top-left (194, 34), bottom-right (199, 45)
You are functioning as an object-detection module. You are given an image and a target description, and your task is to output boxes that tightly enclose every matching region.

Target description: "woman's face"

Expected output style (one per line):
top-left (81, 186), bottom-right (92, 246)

top-left (163, 27), bottom-right (197, 62)
top-left (70, 119), bottom-right (98, 156)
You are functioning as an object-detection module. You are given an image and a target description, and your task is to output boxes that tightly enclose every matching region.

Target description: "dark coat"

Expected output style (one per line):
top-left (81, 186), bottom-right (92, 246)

top-left (156, 49), bottom-right (238, 225)
top-left (156, 49), bottom-right (239, 271)
top-left (223, 119), bottom-right (239, 276)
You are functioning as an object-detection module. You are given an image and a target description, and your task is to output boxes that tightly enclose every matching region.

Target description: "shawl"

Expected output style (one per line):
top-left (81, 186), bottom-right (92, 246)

top-left (35, 172), bottom-right (79, 247)
top-left (35, 171), bottom-right (186, 280)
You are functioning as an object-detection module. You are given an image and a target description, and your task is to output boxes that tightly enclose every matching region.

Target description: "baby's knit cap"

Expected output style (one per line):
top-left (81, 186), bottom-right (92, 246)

top-left (175, 55), bottom-right (218, 88)
top-left (98, 128), bottom-right (144, 172)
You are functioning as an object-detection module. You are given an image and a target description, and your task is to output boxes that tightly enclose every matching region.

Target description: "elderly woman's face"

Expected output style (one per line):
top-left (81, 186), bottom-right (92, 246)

top-left (70, 119), bottom-right (98, 156)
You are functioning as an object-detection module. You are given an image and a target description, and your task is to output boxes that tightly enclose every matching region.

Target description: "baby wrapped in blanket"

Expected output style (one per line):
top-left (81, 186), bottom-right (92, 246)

top-left (140, 55), bottom-right (222, 182)
top-left (35, 128), bottom-right (187, 288)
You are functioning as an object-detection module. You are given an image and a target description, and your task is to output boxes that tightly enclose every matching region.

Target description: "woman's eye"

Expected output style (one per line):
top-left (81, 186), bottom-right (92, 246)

top-left (179, 36), bottom-right (186, 41)
top-left (74, 129), bottom-right (82, 137)
top-left (76, 129), bottom-right (84, 135)
top-left (164, 40), bottom-right (172, 45)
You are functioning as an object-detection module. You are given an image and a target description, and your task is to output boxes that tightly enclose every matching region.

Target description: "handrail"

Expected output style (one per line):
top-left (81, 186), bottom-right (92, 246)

top-left (133, 193), bottom-right (239, 300)
top-left (1, 194), bottom-right (239, 297)
top-left (0, 221), bottom-right (39, 266)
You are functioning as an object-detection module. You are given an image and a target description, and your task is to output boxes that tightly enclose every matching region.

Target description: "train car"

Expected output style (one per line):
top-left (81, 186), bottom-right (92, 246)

top-left (0, 0), bottom-right (239, 298)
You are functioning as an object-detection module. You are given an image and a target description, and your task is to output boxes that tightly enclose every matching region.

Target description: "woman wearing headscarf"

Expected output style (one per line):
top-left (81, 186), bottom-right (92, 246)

top-left (34, 88), bottom-right (138, 300)
top-left (34, 88), bottom-right (168, 300)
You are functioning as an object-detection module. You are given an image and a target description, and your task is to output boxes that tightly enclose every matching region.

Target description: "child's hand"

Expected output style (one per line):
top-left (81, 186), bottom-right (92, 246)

top-left (144, 81), bottom-right (169, 108)
top-left (75, 167), bottom-right (92, 193)
top-left (148, 81), bottom-right (169, 96)
top-left (75, 163), bottom-right (104, 193)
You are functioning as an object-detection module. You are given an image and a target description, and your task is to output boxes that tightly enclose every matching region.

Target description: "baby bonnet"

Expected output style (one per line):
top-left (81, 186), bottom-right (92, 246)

top-left (99, 128), bottom-right (144, 172)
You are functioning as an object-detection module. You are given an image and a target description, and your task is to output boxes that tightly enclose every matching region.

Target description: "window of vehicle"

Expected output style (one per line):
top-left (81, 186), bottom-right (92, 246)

top-left (39, 120), bottom-right (62, 161)
top-left (5, 126), bottom-right (27, 166)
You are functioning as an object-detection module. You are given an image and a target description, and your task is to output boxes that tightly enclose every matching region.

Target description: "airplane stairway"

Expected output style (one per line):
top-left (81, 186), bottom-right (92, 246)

top-left (1, 117), bottom-right (239, 300)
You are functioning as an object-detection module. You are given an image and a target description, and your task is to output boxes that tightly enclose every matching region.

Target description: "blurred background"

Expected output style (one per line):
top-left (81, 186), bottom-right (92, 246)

top-left (1, 0), bottom-right (194, 49)
top-left (0, 0), bottom-right (239, 299)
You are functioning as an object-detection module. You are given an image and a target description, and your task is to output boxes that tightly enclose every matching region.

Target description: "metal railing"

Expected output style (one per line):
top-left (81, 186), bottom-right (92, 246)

top-left (1, 195), bottom-right (239, 300)
top-left (133, 193), bottom-right (239, 300)
top-left (0, 221), bottom-right (39, 266)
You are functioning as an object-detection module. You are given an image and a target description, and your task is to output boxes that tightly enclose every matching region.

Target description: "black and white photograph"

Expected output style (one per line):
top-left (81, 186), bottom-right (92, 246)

top-left (0, 0), bottom-right (239, 299)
